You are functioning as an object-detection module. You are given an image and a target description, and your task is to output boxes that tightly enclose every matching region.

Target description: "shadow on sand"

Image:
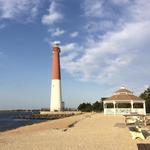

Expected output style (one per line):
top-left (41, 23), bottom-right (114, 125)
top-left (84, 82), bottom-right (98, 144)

top-left (137, 144), bottom-right (150, 150)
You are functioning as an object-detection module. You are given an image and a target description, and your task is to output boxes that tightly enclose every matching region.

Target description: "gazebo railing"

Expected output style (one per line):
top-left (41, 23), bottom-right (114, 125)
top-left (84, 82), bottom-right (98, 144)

top-left (116, 108), bottom-right (131, 114)
top-left (104, 108), bottom-right (114, 114)
top-left (104, 108), bottom-right (145, 115)
top-left (132, 108), bottom-right (145, 114)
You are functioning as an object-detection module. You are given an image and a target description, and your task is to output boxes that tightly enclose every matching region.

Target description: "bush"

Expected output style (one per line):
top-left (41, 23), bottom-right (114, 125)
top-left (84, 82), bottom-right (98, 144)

top-left (78, 103), bottom-right (93, 112)
top-left (78, 101), bottom-right (103, 112)
top-left (92, 101), bottom-right (103, 112)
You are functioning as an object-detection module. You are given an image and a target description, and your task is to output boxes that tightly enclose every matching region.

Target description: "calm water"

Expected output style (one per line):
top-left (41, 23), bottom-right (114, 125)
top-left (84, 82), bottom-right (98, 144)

top-left (0, 111), bottom-right (46, 132)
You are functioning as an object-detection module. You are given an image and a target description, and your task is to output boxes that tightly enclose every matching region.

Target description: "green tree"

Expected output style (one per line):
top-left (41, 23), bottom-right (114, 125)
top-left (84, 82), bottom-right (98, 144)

top-left (92, 101), bottom-right (103, 112)
top-left (78, 103), bottom-right (93, 112)
top-left (140, 86), bottom-right (150, 113)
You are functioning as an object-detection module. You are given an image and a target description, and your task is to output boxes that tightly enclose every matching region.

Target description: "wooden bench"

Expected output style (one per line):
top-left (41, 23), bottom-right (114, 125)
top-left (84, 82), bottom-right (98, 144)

top-left (129, 126), bottom-right (145, 140)
top-left (124, 114), bottom-right (149, 140)
top-left (124, 114), bottom-right (147, 126)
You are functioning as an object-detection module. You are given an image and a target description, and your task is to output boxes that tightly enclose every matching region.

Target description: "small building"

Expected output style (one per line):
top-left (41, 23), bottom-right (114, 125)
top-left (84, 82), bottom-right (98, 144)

top-left (103, 87), bottom-right (146, 115)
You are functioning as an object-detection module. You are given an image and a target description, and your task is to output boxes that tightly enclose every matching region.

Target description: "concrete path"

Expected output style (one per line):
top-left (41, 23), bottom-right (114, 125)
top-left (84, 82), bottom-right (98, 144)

top-left (0, 113), bottom-right (150, 150)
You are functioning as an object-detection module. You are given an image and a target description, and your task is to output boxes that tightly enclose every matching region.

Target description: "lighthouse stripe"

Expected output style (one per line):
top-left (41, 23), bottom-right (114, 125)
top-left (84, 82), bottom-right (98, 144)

top-left (52, 47), bottom-right (61, 79)
top-left (50, 79), bottom-right (62, 111)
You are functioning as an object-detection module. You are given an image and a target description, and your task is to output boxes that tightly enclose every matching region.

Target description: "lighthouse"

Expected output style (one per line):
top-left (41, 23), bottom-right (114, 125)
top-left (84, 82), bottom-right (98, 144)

top-left (50, 42), bottom-right (63, 111)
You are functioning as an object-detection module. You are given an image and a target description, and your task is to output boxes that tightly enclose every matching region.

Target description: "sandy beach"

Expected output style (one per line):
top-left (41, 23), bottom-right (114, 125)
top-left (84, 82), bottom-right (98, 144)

top-left (0, 113), bottom-right (150, 150)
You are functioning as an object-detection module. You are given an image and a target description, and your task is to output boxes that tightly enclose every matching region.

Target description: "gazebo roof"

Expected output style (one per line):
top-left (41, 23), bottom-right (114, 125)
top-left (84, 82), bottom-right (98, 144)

top-left (114, 88), bottom-right (133, 95)
top-left (105, 87), bottom-right (144, 101)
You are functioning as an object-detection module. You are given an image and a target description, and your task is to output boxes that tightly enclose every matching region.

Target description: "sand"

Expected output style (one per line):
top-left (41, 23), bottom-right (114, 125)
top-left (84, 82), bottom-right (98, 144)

top-left (0, 113), bottom-right (150, 150)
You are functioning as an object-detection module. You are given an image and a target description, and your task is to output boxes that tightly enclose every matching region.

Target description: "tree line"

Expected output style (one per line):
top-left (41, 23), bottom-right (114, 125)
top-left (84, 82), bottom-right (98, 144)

top-left (78, 101), bottom-right (103, 112)
top-left (78, 87), bottom-right (150, 113)
top-left (140, 86), bottom-right (150, 112)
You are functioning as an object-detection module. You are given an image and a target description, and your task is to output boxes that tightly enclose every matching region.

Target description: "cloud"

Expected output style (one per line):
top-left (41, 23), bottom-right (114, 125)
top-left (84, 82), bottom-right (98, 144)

top-left (81, 0), bottom-right (147, 35)
top-left (41, 1), bottom-right (63, 25)
top-left (111, 0), bottom-right (130, 5)
top-left (61, 43), bottom-right (80, 55)
top-left (60, 42), bottom-right (83, 75)
top-left (85, 20), bottom-right (115, 33)
top-left (70, 32), bottom-right (79, 38)
top-left (49, 28), bottom-right (65, 36)
top-left (82, 0), bottom-right (130, 19)
top-left (61, 0), bottom-right (150, 87)
top-left (82, 0), bottom-right (103, 18)
top-left (81, 0), bottom-right (125, 37)
top-left (0, 0), bottom-right (40, 21)
top-left (43, 0), bottom-right (150, 91)
top-left (128, 0), bottom-right (150, 21)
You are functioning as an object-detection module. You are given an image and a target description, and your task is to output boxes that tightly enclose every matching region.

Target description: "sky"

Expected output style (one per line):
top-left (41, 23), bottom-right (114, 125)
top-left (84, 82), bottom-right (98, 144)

top-left (0, 0), bottom-right (150, 109)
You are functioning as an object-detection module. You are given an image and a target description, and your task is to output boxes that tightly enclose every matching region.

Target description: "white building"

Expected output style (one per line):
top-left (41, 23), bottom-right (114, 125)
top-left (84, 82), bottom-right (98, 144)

top-left (103, 87), bottom-right (146, 115)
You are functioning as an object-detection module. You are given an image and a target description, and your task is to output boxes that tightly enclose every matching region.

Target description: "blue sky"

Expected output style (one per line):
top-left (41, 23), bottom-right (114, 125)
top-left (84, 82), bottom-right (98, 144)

top-left (0, 0), bottom-right (150, 109)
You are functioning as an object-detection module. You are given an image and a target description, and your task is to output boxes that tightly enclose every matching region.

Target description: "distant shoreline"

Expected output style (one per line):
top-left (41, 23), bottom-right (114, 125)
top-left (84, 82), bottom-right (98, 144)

top-left (0, 110), bottom-right (82, 132)
top-left (0, 109), bottom-right (41, 112)
top-left (0, 111), bottom-right (46, 132)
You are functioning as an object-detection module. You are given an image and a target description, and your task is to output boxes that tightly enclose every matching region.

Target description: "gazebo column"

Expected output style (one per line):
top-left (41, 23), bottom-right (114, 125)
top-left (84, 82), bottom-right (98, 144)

top-left (113, 101), bottom-right (116, 115)
top-left (103, 102), bottom-right (106, 115)
top-left (143, 102), bottom-right (146, 115)
top-left (131, 101), bottom-right (133, 113)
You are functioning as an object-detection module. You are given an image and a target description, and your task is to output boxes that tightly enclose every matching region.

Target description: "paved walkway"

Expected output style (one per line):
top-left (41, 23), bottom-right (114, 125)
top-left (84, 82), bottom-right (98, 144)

top-left (0, 113), bottom-right (150, 150)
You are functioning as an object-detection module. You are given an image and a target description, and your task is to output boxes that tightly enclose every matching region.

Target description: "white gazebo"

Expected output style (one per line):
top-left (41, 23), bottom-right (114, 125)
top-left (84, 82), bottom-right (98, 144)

top-left (103, 87), bottom-right (146, 115)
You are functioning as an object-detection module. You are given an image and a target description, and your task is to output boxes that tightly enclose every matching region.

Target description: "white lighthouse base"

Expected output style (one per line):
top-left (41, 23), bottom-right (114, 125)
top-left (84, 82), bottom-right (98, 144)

top-left (50, 79), bottom-right (62, 111)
